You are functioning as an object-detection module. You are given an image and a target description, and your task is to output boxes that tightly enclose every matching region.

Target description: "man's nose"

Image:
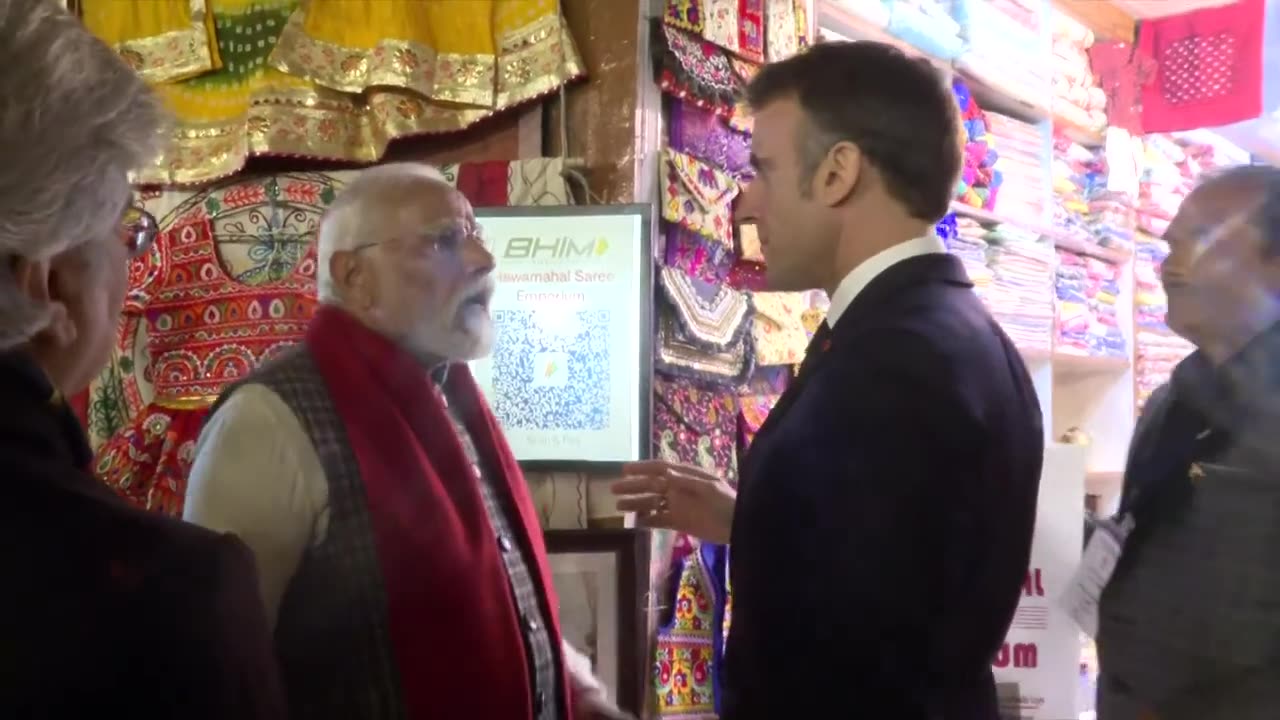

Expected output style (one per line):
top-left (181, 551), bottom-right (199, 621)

top-left (466, 236), bottom-right (496, 277)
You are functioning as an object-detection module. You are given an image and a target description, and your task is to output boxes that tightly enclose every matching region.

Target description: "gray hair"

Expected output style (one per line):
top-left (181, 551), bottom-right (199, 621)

top-left (0, 0), bottom-right (166, 349)
top-left (316, 162), bottom-right (451, 302)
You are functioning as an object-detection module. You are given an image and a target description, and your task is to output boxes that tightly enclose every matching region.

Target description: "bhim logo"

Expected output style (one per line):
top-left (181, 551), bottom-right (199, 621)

top-left (503, 236), bottom-right (609, 260)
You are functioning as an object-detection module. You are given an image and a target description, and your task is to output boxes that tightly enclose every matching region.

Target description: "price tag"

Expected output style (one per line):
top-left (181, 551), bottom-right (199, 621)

top-left (1059, 516), bottom-right (1133, 637)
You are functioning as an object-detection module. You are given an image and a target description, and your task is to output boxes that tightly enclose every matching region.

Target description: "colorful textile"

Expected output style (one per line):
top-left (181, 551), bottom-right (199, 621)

top-left (653, 374), bottom-right (739, 484)
top-left (82, 0), bottom-right (586, 184)
top-left (93, 176), bottom-right (322, 515)
top-left (653, 535), bottom-right (729, 718)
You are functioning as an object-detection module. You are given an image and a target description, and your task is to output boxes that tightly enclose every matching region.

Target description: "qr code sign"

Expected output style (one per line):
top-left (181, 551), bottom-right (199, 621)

top-left (491, 309), bottom-right (611, 430)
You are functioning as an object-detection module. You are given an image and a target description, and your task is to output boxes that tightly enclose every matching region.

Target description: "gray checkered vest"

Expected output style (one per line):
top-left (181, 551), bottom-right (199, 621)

top-left (212, 345), bottom-right (564, 720)
top-left (1098, 385), bottom-right (1280, 720)
top-left (211, 346), bottom-right (408, 719)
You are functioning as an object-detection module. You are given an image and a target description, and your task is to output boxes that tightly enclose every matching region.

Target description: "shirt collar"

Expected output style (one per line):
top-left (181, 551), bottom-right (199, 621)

top-left (825, 233), bottom-right (946, 327)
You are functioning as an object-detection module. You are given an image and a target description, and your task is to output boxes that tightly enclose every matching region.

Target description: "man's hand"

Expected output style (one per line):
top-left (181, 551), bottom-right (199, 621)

top-left (564, 641), bottom-right (636, 720)
top-left (610, 459), bottom-right (737, 544)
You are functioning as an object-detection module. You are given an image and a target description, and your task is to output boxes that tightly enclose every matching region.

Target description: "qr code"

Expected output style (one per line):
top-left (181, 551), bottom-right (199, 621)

top-left (491, 308), bottom-right (611, 430)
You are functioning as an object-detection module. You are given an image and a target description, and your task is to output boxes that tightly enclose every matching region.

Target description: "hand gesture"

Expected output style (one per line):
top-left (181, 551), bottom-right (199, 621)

top-left (610, 460), bottom-right (737, 544)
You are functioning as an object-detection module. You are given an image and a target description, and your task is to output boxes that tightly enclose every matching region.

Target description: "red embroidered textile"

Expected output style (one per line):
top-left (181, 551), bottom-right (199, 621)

top-left (305, 305), bottom-right (573, 720)
top-left (1138, 0), bottom-right (1265, 133)
top-left (94, 216), bottom-right (316, 516)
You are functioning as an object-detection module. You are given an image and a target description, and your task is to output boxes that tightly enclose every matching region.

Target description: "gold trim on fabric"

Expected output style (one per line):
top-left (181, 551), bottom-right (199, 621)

top-left (131, 11), bottom-right (584, 185)
top-left (132, 87), bottom-right (493, 185)
top-left (494, 13), bottom-right (586, 109)
top-left (153, 394), bottom-right (219, 410)
top-left (113, 0), bottom-right (216, 84)
top-left (266, 8), bottom-right (497, 106)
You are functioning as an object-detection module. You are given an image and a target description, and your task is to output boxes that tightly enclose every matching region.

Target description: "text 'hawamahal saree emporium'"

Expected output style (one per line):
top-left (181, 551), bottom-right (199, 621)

top-left (79, 0), bottom-right (586, 185)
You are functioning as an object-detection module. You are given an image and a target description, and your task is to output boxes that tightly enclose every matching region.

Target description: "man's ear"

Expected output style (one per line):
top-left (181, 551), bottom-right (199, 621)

top-left (814, 140), bottom-right (861, 207)
top-left (329, 251), bottom-right (371, 309)
top-left (11, 255), bottom-right (74, 346)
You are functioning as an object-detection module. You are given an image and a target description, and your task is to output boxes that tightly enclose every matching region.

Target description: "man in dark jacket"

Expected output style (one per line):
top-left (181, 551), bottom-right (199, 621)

top-left (1097, 165), bottom-right (1280, 720)
top-left (614, 41), bottom-right (1044, 719)
top-left (0, 2), bottom-right (285, 717)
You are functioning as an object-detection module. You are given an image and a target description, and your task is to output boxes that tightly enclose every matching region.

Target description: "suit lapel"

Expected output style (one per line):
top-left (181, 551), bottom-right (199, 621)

top-left (738, 254), bottom-right (973, 488)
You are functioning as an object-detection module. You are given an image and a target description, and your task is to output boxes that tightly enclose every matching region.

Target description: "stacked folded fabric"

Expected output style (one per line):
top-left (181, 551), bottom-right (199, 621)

top-left (953, 0), bottom-right (1051, 111)
top-left (1137, 134), bottom-right (1193, 237)
top-left (1052, 135), bottom-right (1135, 255)
top-left (1133, 232), bottom-right (1193, 411)
top-left (987, 112), bottom-right (1045, 226)
top-left (1055, 250), bottom-right (1126, 358)
top-left (1051, 12), bottom-right (1107, 133)
top-left (952, 78), bottom-right (1001, 210)
top-left (885, 0), bottom-right (963, 59)
top-left (983, 224), bottom-right (1056, 352)
top-left (832, 0), bottom-right (892, 29)
top-left (946, 216), bottom-right (995, 297)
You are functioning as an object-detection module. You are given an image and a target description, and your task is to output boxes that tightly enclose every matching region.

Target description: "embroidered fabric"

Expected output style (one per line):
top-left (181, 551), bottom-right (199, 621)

top-left (652, 535), bottom-right (730, 718)
top-left (662, 148), bottom-right (741, 248)
top-left (669, 100), bottom-right (753, 179)
top-left (737, 223), bottom-right (763, 262)
top-left (765, 0), bottom-right (799, 61)
top-left (656, 267), bottom-right (754, 382)
top-left (94, 215), bottom-right (317, 516)
top-left (750, 291), bottom-right (811, 366)
top-left (655, 23), bottom-right (743, 118)
top-left (664, 225), bottom-right (736, 286)
top-left (737, 392), bottom-right (780, 452)
top-left (726, 259), bottom-right (768, 292)
top-left (653, 374), bottom-right (739, 484)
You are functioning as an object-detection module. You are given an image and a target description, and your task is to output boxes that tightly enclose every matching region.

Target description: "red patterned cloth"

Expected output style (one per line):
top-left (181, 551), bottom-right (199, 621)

top-left (93, 217), bottom-right (317, 516)
top-left (1138, 0), bottom-right (1265, 133)
top-left (457, 160), bottom-right (511, 207)
top-left (1089, 40), bottom-right (1156, 134)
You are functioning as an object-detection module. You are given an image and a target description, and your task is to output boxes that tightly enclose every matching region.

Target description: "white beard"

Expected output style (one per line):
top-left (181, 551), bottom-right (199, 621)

top-left (404, 302), bottom-right (494, 362)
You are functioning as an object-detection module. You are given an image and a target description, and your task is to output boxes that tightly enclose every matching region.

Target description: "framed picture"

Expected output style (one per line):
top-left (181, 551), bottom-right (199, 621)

top-left (544, 528), bottom-right (650, 715)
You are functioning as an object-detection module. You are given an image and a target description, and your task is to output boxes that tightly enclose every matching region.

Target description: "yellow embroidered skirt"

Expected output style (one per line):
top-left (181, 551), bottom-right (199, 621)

top-left (79, 0), bottom-right (585, 185)
top-left (268, 0), bottom-right (582, 109)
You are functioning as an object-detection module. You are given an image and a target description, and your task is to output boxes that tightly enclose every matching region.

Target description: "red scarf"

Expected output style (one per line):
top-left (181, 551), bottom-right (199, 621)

top-left (306, 305), bottom-right (572, 719)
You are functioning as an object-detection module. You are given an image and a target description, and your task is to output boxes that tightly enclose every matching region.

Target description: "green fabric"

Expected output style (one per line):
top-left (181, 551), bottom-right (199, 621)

top-left (184, 1), bottom-right (297, 91)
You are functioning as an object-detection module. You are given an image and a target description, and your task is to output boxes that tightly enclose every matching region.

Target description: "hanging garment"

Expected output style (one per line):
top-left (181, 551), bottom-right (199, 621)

top-left (268, 0), bottom-right (581, 107)
top-left (79, 0), bottom-right (585, 185)
top-left (92, 177), bottom-right (323, 517)
top-left (78, 0), bottom-right (220, 84)
top-left (653, 535), bottom-right (730, 718)
top-left (1137, 0), bottom-right (1266, 133)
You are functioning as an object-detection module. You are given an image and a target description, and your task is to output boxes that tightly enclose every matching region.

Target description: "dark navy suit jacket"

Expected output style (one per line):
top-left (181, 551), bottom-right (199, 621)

top-left (723, 254), bottom-right (1044, 719)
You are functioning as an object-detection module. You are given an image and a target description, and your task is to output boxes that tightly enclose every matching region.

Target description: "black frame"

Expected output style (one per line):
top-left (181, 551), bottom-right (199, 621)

top-left (544, 528), bottom-right (651, 715)
top-left (474, 204), bottom-right (655, 474)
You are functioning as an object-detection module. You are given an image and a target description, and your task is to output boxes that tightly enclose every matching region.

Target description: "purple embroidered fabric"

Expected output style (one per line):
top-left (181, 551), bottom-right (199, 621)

top-left (664, 225), bottom-right (735, 284)
top-left (669, 100), bottom-right (753, 178)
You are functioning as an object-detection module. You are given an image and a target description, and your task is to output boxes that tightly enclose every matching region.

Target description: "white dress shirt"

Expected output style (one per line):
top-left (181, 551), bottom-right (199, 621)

top-left (824, 233), bottom-right (946, 327)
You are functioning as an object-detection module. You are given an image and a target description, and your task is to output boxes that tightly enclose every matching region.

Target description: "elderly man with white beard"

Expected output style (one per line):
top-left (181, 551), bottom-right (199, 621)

top-left (184, 163), bottom-right (630, 720)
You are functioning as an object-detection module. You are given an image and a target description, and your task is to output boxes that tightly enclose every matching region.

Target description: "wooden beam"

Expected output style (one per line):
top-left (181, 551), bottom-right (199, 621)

top-left (1053, 0), bottom-right (1137, 42)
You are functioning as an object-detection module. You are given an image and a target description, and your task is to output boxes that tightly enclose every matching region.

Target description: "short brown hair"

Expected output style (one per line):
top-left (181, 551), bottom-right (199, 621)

top-left (746, 41), bottom-right (962, 223)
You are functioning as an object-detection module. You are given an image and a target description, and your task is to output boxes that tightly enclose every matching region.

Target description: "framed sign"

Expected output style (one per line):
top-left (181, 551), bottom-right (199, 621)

top-left (470, 204), bottom-right (655, 469)
top-left (544, 529), bottom-right (650, 715)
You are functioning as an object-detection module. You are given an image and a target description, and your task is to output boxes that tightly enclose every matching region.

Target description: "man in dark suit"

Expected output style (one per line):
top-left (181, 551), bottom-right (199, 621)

top-left (614, 41), bottom-right (1043, 719)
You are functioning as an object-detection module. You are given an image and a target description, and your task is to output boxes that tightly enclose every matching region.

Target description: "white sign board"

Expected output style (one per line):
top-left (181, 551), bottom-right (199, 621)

top-left (469, 206), bottom-right (651, 464)
top-left (994, 443), bottom-right (1087, 720)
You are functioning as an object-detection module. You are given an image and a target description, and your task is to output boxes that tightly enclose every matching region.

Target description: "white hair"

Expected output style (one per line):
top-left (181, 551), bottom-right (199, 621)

top-left (0, 0), bottom-right (166, 350)
top-left (316, 162), bottom-right (451, 303)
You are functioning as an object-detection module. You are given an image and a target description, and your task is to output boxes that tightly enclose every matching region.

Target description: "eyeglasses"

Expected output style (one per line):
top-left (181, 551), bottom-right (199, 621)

top-left (120, 205), bottom-right (158, 259)
top-left (351, 223), bottom-right (487, 255)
